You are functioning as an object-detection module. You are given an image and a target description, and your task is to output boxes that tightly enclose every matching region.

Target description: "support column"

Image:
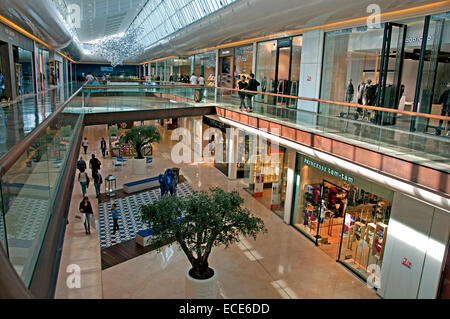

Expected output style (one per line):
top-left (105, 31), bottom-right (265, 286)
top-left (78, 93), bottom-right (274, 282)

top-left (283, 149), bottom-right (297, 224)
top-left (227, 128), bottom-right (238, 180)
top-left (8, 42), bottom-right (16, 100)
top-left (252, 42), bottom-right (257, 74)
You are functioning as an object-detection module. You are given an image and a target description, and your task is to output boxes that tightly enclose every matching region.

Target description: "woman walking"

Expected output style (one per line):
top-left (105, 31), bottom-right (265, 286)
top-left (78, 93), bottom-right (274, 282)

top-left (79, 197), bottom-right (93, 235)
top-left (78, 170), bottom-right (90, 197)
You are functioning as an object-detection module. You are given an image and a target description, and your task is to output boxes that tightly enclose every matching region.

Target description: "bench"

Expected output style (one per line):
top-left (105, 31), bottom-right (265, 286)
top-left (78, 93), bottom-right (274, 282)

top-left (136, 228), bottom-right (155, 247)
top-left (123, 176), bottom-right (160, 194)
top-left (136, 216), bottom-right (186, 247)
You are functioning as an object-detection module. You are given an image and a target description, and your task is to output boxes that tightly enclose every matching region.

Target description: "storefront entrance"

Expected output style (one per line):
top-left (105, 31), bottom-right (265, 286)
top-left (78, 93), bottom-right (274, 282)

top-left (255, 36), bottom-right (302, 108)
top-left (291, 154), bottom-right (394, 285)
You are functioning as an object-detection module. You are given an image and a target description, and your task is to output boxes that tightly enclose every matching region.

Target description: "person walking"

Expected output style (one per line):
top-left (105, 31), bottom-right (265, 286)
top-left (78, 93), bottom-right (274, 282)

top-left (89, 154), bottom-right (101, 178)
top-left (100, 137), bottom-right (107, 157)
top-left (77, 156), bottom-right (87, 172)
top-left (245, 73), bottom-right (260, 112)
top-left (197, 74), bottom-right (205, 102)
top-left (93, 171), bottom-right (103, 198)
top-left (111, 203), bottom-right (120, 235)
top-left (190, 72), bottom-right (198, 101)
top-left (82, 137), bottom-right (88, 154)
top-left (237, 75), bottom-right (247, 110)
top-left (78, 170), bottom-right (90, 197)
top-left (79, 197), bottom-right (93, 235)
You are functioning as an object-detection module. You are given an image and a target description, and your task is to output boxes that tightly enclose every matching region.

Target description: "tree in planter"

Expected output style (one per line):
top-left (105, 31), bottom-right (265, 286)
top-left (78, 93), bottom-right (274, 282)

top-left (140, 187), bottom-right (267, 279)
top-left (123, 125), bottom-right (161, 159)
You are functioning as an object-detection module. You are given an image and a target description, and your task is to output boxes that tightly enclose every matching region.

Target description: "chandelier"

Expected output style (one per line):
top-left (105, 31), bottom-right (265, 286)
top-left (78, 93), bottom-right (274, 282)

top-left (91, 27), bottom-right (144, 67)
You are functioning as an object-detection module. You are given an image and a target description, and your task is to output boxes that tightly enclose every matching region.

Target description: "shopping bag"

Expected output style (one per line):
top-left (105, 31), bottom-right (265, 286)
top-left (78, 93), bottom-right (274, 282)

top-left (90, 216), bottom-right (98, 231)
top-left (75, 210), bottom-right (82, 220)
top-left (82, 213), bottom-right (86, 224)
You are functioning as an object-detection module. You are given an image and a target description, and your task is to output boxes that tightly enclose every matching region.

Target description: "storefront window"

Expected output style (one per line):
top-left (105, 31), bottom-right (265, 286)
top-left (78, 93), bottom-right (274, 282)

top-left (13, 47), bottom-right (34, 95)
top-left (243, 133), bottom-right (288, 218)
top-left (255, 40), bottom-right (277, 103)
top-left (319, 15), bottom-right (449, 134)
top-left (234, 45), bottom-right (253, 84)
top-left (194, 51), bottom-right (216, 86)
top-left (291, 154), bottom-right (393, 285)
top-left (36, 46), bottom-right (49, 92)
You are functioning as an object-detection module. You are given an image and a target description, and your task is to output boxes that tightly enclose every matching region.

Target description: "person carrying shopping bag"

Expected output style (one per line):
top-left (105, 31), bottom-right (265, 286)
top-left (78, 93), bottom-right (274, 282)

top-left (79, 197), bottom-right (94, 235)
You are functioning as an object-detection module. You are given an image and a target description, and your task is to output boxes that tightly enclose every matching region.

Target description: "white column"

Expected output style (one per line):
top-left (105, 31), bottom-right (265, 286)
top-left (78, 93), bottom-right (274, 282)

top-left (283, 149), bottom-right (297, 224)
top-left (227, 128), bottom-right (238, 180)
top-left (33, 41), bottom-right (40, 94)
top-left (297, 29), bottom-right (324, 115)
top-left (252, 42), bottom-right (257, 74)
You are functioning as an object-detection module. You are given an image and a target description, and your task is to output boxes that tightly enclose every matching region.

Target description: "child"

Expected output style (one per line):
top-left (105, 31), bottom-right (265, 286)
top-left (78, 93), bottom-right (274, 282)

top-left (111, 203), bottom-right (120, 235)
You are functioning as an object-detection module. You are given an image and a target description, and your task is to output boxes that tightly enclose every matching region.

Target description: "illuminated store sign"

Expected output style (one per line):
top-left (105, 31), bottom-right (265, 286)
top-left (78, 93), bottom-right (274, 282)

top-left (303, 157), bottom-right (354, 184)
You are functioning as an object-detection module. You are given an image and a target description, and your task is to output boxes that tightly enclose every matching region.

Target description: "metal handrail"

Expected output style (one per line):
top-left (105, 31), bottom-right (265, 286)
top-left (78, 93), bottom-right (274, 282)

top-left (82, 83), bottom-right (450, 122)
top-left (0, 84), bottom-right (84, 179)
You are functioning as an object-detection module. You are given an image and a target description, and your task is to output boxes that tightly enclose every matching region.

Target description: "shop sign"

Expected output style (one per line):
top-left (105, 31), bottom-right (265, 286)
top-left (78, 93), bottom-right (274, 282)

top-left (401, 257), bottom-right (412, 269)
top-left (220, 48), bottom-right (234, 56)
top-left (303, 157), bottom-right (354, 184)
top-left (277, 37), bottom-right (291, 48)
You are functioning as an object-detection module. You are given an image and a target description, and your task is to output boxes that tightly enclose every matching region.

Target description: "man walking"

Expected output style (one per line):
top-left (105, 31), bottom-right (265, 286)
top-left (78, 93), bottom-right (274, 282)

top-left (77, 156), bottom-right (87, 172)
top-left (89, 154), bottom-right (101, 178)
top-left (237, 75), bottom-right (247, 110)
top-left (100, 137), bottom-right (107, 157)
top-left (93, 171), bottom-right (102, 198)
top-left (245, 73), bottom-right (260, 112)
top-left (111, 204), bottom-right (120, 235)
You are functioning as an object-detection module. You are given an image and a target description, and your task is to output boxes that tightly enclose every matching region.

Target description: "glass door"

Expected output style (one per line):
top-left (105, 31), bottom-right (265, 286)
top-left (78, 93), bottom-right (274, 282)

top-left (375, 22), bottom-right (407, 126)
top-left (276, 46), bottom-right (292, 106)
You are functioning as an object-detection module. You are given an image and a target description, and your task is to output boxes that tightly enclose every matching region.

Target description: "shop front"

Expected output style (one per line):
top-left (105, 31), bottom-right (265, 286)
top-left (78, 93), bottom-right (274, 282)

top-left (217, 45), bottom-right (253, 90)
top-left (193, 50), bottom-right (216, 87)
top-left (243, 134), bottom-right (289, 219)
top-left (320, 13), bottom-right (450, 134)
top-left (255, 36), bottom-right (302, 108)
top-left (291, 154), bottom-right (393, 286)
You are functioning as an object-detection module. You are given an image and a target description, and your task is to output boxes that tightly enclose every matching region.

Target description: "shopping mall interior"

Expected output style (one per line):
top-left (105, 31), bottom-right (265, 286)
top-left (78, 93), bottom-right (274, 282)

top-left (0, 0), bottom-right (449, 302)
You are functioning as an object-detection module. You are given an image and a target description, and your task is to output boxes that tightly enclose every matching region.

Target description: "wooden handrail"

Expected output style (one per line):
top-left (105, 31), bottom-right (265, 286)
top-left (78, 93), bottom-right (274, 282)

top-left (0, 85), bottom-right (84, 179)
top-left (83, 83), bottom-right (450, 122)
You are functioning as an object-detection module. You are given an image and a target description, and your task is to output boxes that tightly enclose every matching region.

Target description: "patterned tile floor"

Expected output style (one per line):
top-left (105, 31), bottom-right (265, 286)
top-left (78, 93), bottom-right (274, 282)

top-left (98, 182), bottom-right (195, 249)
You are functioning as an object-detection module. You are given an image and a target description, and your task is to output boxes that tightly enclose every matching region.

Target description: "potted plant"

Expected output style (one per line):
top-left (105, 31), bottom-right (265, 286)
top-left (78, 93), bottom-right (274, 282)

top-left (140, 187), bottom-right (266, 298)
top-left (123, 125), bottom-right (160, 174)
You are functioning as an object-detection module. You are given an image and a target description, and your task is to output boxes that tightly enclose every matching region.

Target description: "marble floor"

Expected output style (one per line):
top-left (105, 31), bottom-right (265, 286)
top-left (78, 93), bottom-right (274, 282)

top-left (55, 120), bottom-right (379, 299)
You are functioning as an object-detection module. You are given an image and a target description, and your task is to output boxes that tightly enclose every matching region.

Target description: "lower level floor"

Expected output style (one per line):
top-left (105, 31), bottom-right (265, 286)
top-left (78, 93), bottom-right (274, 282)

top-left (54, 116), bottom-right (450, 299)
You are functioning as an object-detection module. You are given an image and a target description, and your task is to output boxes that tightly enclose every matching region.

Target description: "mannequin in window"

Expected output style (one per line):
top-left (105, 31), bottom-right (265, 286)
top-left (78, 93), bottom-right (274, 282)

top-left (437, 82), bottom-right (450, 136)
top-left (345, 79), bottom-right (354, 103)
top-left (261, 76), bottom-right (267, 92)
top-left (357, 81), bottom-right (366, 115)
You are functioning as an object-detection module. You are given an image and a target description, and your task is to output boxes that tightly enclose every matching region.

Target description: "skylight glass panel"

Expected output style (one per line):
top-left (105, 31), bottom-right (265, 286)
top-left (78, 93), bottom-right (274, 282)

top-left (129, 0), bottom-right (240, 49)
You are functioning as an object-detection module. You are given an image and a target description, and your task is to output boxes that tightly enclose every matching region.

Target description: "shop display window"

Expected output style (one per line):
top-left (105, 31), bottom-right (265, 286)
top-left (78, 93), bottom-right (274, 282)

top-left (291, 154), bottom-right (393, 285)
top-left (234, 45), bottom-right (253, 84)
top-left (243, 134), bottom-right (288, 218)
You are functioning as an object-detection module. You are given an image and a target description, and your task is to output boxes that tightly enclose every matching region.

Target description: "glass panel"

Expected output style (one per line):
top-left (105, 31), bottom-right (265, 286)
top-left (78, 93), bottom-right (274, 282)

top-left (234, 45), bottom-right (253, 82)
top-left (14, 47), bottom-right (35, 95)
top-left (255, 40), bottom-right (277, 102)
top-left (414, 14), bottom-right (450, 135)
top-left (0, 96), bottom-right (81, 286)
top-left (289, 36), bottom-right (302, 106)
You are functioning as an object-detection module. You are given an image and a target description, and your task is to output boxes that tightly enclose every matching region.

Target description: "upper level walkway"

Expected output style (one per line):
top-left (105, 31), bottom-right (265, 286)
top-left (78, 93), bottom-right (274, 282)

top-left (79, 81), bottom-right (450, 171)
top-left (0, 82), bottom-right (83, 159)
